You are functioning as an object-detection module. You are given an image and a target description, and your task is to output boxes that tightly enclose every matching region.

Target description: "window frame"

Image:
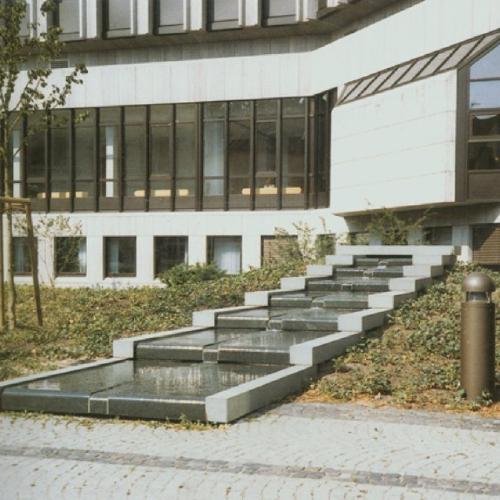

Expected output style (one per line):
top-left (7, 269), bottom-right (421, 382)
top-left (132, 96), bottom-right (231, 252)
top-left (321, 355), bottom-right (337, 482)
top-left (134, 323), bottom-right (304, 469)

top-left (54, 236), bottom-right (87, 277)
top-left (102, 0), bottom-right (132, 39)
top-left (262, 0), bottom-right (297, 27)
top-left (207, 235), bottom-right (242, 275)
top-left (153, 236), bottom-right (188, 276)
top-left (207, 0), bottom-right (240, 31)
top-left (104, 236), bottom-right (137, 278)
top-left (154, 0), bottom-right (185, 35)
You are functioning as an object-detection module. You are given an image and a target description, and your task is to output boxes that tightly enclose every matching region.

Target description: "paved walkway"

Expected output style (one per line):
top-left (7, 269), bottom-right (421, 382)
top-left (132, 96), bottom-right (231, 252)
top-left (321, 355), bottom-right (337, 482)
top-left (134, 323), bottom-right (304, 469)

top-left (0, 403), bottom-right (499, 499)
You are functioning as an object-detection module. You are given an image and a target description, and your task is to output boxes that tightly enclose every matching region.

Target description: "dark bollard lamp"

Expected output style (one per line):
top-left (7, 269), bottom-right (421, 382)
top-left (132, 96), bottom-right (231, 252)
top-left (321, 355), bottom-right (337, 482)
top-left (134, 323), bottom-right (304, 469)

top-left (461, 273), bottom-right (496, 401)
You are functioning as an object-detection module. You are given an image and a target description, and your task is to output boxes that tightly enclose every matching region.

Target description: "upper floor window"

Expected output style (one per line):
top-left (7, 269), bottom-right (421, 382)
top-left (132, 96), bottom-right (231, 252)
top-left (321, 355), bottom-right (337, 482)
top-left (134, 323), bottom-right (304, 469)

top-left (103, 0), bottom-right (131, 38)
top-left (54, 0), bottom-right (80, 41)
top-left (207, 0), bottom-right (239, 31)
top-left (155, 0), bottom-right (184, 34)
top-left (468, 42), bottom-right (500, 171)
top-left (262, 0), bottom-right (297, 27)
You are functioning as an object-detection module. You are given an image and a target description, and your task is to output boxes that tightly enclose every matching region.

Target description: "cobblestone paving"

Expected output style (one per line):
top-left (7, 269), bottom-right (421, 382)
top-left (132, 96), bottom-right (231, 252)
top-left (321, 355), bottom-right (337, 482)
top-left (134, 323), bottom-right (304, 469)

top-left (0, 403), bottom-right (499, 499)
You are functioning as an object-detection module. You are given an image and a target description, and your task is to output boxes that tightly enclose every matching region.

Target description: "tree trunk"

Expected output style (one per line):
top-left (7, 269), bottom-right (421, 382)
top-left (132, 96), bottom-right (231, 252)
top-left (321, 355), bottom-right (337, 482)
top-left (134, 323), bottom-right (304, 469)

top-left (2, 125), bottom-right (16, 330)
top-left (6, 210), bottom-right (15, 329)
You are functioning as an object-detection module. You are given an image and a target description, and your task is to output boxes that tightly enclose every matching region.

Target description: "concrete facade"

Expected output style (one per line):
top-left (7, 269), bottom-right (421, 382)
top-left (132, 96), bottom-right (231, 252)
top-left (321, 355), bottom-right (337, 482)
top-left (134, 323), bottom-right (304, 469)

top-left (10, 0), bottom-right (500, 286)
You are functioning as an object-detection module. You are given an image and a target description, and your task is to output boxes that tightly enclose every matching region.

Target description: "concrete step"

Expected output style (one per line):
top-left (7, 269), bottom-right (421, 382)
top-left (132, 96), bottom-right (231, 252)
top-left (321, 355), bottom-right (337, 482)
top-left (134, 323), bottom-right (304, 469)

top-left (269, 308), bottom-right (355, 332)
top-left (307, 278), bottom-right (390, 293)
top-left (335, 267), bottom-right (404, 279)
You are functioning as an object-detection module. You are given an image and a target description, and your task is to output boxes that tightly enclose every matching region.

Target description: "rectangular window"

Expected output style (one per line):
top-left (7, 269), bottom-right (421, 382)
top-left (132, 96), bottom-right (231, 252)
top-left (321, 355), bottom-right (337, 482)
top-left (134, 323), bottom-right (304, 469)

top-left (228, 101), bottom-right (251, 209)
top-left (103, 0), bottom-right (131, 38)
top-left (14, 237), bottom-right (34, 275)
top-left (155, 0), bottom-right (184, 34)
top-left (150, 104), bottom-right (174, 209)
top-left (262, 0), bottom-right (296, 26)
top-left (55, 0), bottom-right (80, 40)
top-left (255, 100), bottom-right (278, 209)
top-left (203, 102), bottom-right (226, 209)
top-left (105, 237), bottom-right (136, 277)
top-left (175, 104), bottom-right (197, 210)
top-left (75, 109), bottom-right (96, 209)
top-left (154, 236), bottom-right (188, 275)
top-left (55, 237), bottom-right (87, 276)
top-left (124, 107), bottom-right (147, 209)
top-left (50, 110), bottom-right (71, 208)
top-left (26, 113), bottom-right (47, 204)
top-left (99, 108), bottom-right (121, 207)
top-left (208, 0), bottom-right (239, 31)
top-left (282, 98), bottom-right (306, 209)
top-left (11, 127), bottom-right (22, 198)
top-left (207, 236), bottom-right (241, 274)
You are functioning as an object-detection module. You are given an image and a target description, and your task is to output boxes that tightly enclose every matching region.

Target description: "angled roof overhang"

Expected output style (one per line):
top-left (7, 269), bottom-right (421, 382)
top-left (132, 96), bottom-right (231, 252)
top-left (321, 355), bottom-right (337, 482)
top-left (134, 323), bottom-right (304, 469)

top-left (337, 29), bottom-right (500, 105)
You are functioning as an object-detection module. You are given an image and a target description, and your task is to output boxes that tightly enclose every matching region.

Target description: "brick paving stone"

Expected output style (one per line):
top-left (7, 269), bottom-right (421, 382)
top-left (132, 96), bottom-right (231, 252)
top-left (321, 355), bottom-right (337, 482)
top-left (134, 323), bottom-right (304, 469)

top-left (0, 402), bottom-right (499, 499)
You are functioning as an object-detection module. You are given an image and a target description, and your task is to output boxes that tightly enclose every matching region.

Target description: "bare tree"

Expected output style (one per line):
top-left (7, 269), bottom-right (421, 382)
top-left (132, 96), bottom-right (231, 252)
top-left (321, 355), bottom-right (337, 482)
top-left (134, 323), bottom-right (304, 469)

top-left (0, 0), bottom-right (86, 329)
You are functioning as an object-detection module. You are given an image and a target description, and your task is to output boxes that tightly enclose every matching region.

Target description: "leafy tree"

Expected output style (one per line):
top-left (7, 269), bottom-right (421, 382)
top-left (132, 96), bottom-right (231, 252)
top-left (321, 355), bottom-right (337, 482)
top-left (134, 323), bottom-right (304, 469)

top-left (0, 0), bottom-right (86, 328)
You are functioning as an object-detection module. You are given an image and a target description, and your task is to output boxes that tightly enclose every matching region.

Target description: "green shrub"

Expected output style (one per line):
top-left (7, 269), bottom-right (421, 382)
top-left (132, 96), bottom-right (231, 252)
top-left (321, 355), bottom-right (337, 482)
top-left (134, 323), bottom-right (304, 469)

top-left (158, 263), bottom-right (226, 287)
top-left (365, 208), bottom-right (428, 245)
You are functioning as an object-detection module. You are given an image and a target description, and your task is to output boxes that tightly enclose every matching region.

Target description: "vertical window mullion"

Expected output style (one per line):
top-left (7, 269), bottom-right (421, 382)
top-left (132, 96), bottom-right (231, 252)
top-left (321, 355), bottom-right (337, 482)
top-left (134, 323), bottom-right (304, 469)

top-left (70, 109), bottom-right (75, 212)
top-left (119, 107), bottom-right (124, 211)
top-left (277, 99), bottom-right (283, 210)
top-left (94, 108), bottom-right (100, 212)
top-left (196, 103), bottom-right (203, 211)
top-left (224, 103), bottom-right (229, 211)
top-left (171, 105), bottom-right (176, 211)
top-left (304, 99), bottom-right (310, 209)
top-left (145, 106), bottom-right (151, 212)
top-left (45, 112), bottom-right (50, 213)
top-left (21, 115), bottom-right (27, 198)
top-left (250, 100), bottom-right (256, 211)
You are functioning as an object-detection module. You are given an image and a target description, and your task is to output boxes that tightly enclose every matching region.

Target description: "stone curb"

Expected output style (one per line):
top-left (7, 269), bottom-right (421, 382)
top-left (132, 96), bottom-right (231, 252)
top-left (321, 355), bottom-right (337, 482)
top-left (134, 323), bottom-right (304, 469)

top-left (205, 365), bottom-right (317, 423)
top-left (289, 331), bottom-right (363, 365)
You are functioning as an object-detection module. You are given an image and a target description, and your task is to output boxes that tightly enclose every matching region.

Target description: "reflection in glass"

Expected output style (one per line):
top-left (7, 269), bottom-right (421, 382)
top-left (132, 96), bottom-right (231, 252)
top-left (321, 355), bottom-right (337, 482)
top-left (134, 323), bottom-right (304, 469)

top-left (13, 237), bottom-right (33, 275)
top-left (472, 114), bottom-right (500, 137)
top-left (154, 236), bottom-right (188, 275)
top-left (55, 237), bottom-right (87, 275)
top-left (471, 43), bottom-right (500, 80)
top-left (470, 81), bottom-right (500, 109)
top-left (468, 142), bottom-right (500, 170)
top-left (105, 237), bottom-right (136, 276)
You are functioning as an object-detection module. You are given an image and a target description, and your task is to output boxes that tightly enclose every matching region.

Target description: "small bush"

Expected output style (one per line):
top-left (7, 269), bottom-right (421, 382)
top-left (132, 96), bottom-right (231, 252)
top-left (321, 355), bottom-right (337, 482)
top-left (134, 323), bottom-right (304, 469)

top-left (365, 208), bottom-right (428, 245)
top-left (158, 263), bottom-right (226, 287)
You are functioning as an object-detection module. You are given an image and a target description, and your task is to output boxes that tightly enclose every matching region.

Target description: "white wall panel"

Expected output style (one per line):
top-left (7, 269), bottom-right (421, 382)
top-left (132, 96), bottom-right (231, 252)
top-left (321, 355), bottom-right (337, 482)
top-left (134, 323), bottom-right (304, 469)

top-left (331, 72), bottom-right (457, 213)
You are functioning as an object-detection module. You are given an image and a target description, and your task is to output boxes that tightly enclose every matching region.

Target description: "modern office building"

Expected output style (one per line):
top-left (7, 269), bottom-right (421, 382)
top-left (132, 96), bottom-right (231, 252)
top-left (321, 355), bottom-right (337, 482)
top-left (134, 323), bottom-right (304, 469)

top-left (9, 0), bottom-right (500, 286)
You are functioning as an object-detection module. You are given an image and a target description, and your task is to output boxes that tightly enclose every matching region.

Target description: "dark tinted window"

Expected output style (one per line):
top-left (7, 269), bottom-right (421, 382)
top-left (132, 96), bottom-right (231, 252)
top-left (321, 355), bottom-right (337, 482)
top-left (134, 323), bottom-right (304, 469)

top-left (154, 237), bottom-right (188, 275)
top-left (155, 0), bottom-right (184, 34)
top-left (104, 0), bottom-right (131, 37)
top-left (55, 237), bottom-right (87, 275)
top-left (105, 237), bottom-right (136, 276)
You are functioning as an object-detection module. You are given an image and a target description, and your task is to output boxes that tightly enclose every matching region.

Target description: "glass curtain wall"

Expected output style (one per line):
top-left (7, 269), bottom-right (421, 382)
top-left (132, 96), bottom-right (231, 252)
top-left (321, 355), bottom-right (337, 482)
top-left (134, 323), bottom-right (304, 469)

top-left (20, 93), bottom-right (333, 212)
top-left (175, 104), bottom-right (197, 210)
top-left (50, 110), bottom-right (71, 210)
top-left (150, 104), bottom-right (174, 210)
top-left (468, 42), bottom-right (500, 171)
top-left (203, 102), bottom-right (226, 209)
top-left (124, 107), bottom-right (147, 210)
